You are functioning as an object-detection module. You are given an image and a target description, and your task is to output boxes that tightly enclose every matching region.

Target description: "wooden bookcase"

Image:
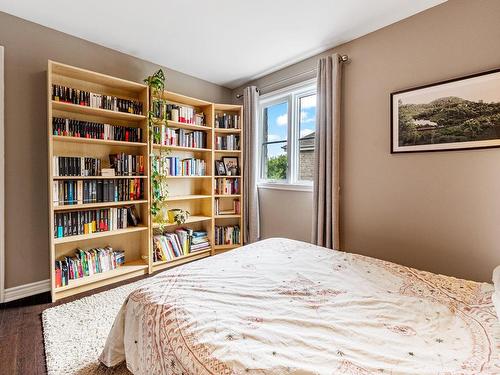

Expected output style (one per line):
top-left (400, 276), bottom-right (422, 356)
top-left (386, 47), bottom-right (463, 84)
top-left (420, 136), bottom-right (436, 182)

top-left (47, 61), bottom-right (150, 301)
top-left (47, 61), bottom-right (244, 301)
top-left (149, 92), bottom-right (244, 272)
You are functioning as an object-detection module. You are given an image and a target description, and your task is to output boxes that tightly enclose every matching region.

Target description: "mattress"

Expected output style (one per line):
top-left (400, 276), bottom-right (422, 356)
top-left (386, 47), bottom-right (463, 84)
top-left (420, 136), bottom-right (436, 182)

top-left (100, 238), bottom-right (500, 374)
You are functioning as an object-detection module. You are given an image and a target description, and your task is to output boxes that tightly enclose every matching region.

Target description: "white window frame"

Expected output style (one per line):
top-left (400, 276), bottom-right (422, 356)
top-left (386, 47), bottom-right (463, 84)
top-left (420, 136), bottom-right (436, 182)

top-left (258, 79), bottom-right (316, 190)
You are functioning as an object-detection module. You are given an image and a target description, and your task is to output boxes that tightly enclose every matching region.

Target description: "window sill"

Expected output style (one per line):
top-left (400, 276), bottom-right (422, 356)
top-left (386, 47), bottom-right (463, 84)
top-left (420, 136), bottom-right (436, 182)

top-left (257, 183), bottom-right (313, 192)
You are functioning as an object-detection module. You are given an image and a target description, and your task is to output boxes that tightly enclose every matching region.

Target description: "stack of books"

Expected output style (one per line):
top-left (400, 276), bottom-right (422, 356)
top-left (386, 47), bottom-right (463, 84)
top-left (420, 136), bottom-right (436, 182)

top-left (52, 117), bottom-right (142, 142)
top-left (55, 246), bottom-right (125, 287)
top-left (153, 229), bottom-right (210, 262)
top-left (215, 178), bottom-right (240, 195)
top-left (215, 225), bottom-right (241, 246)
top-left (215, 134), bottom-right (240, 150)
top-left (153, 125), bottom-right (207, 148)
top-left (190, 231), bottom-right (210, 252)
top-left (151, 99), bottom-right (205, 125)
top-left (152, 156), bottom-right (207, 176)
top-left (215, 113), bottom-right (240, 129)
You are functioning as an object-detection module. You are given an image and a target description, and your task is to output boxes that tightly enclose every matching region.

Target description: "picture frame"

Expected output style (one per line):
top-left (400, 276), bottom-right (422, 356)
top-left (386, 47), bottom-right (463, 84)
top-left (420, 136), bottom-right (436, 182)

top-left (391, 68), bottom-right (500, 153)
top-left (215, 160), bottom-right (226, 176)
top-left (221, 156), bottom-right (239, 176)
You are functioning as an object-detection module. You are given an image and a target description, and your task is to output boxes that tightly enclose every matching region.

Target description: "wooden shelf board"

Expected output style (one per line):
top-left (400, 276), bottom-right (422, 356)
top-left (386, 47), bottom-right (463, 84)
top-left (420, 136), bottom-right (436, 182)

top-left (166, 195), bottom-right (211, 201)
top-left (214, 128), bottom-right (241, 133)
top-left (214, 244), bottom-right (241, 250)
top-left (54, 260), bottom-right (148, 294)
top-left (215, 104), bottom-right (242, 111)
top-left (214, 214), bottom-right (241, 219)
top-left (164, 120), bottom-right (212, 132)
top-left (53, 225), bottom-right (148, 245)
top-left (52, 100), bottom-right (146, 121)
top-left (214, 175), bottom-right (241, 178)
top-left (153, 144), bottom-right (211, 153)
top-left (166, 175), bottom-right (212, 179)
top-left (162, 91), bottom-right (212, 107)
top-left (214, 194), bottom-right (241, 198)
top-left (53, 200), bottom-right (148, 211)
top-left (152, 215), bottom-right (211, 228)
top-left (214, 150), bottom-right (242, 154)
top-left (153, 249), bottom-right (211, 271)
top-left (52, 135), bottom-right (147, 147)
top-left (53, 175), bottom-right (148, 180)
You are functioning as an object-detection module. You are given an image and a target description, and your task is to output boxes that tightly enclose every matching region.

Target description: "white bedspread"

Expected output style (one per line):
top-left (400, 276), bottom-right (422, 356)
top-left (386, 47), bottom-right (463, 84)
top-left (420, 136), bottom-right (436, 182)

top-left (100, 238), bottom-right (500, 374)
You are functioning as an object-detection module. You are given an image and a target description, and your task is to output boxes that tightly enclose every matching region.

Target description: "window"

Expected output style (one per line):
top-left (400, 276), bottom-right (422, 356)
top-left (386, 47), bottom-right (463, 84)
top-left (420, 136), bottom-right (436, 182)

top-left (259, 80), bottom-right (316, 187)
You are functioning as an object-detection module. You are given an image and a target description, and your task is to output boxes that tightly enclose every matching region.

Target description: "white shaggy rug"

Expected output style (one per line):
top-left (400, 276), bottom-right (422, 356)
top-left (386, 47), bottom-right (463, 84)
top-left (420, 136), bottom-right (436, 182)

top-left (42, 279), bottom-right (147, 375)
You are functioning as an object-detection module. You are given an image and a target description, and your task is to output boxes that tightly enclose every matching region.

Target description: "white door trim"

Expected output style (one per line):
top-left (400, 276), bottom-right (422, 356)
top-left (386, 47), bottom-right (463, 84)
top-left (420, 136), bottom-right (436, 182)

top-left (0, 46), bottom-right (5, 303)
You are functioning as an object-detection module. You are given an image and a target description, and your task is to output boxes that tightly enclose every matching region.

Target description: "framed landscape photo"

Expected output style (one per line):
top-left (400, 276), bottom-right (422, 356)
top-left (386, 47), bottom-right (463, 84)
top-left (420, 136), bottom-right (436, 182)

top-left (391, 69), bottom-right (500, 153)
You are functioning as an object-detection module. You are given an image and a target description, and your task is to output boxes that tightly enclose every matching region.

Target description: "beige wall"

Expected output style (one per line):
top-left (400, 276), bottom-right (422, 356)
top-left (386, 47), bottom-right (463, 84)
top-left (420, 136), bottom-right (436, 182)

top-left (0, 12), bottom-right (232, 289)
top-left (236, 0), bottom-right (500, 282)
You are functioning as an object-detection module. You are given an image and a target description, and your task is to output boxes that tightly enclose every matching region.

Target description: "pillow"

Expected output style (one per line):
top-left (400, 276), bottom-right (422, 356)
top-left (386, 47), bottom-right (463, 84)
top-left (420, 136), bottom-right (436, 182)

top-left (492, 266), bottom-right (500, 318)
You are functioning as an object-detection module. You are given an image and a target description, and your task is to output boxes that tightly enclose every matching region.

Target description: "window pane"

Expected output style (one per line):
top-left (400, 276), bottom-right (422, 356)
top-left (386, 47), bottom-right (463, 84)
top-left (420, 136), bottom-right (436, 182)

top-left (298, 94), bottom-right (316, 181)
top-left (262, 102), bottom-right (288, 180)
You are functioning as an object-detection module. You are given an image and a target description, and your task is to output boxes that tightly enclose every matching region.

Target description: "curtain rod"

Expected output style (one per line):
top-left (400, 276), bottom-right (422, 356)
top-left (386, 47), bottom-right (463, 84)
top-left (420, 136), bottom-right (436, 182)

top-left (236, 54), bottom-right (348, 99)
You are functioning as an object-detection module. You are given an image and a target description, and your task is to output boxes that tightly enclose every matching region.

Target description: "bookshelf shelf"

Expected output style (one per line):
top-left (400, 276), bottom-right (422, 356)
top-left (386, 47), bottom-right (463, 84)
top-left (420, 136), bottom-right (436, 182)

top-left (214, 244), bottom-right (241, 251)
top-left (165, 195), bottom-right (211, 201)
top-left (214, 128), bottom-right (242, 134)
top-left (214, 150), bottom-right (242, 154)
top-left (214, 194), bottom-right (241, 198)
top-left (48, 61), bottom-right (150, 301)
top-left (165, 175), bottom-right (212, 179)
top-left (152, 215), bottom-right (212, 228)
top-left (153, 144), bottom-right (211, 153)
top-left (52, 135), bottom-right (148, 148)
top-left (215, 175), bottom-right (241, 178)
top-left (53, 175), bottom-right (148, 180)
top-left (52, 100), bottom-right (146, 121)
top-left (54, 260), bottom-right (148, 296)
top-left (163, 120), bottom-right (212, 132)
top-left (53, 225), bottom-right (149, 245)
top-left (215, 214), bottom-right (241, 219)
top-left (152, 249), bottom-right (211, 272)
top-left (53, 200), bottom-right (148, 211)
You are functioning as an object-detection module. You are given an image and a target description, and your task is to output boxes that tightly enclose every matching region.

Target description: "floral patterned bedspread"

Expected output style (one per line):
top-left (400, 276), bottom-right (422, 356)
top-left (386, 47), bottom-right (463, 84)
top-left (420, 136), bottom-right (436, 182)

top-left (100, 238), bottom-right (500, 374)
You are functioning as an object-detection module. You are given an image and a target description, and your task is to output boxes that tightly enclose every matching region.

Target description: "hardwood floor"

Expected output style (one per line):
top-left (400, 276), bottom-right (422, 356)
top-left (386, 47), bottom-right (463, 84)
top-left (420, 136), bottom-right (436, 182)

top-left (0, 274), bottom-right (149, 375)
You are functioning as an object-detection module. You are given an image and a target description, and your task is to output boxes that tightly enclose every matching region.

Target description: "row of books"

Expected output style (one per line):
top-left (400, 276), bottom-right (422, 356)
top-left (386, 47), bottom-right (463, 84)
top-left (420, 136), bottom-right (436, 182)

top-left (54, 207), bottom-right (135, 238)
top-left (109, 153), bottom-right (145, 176)
top-left (153, 229), bottom-right (210, 262)
top-left (215, 113), bottom-right (240, 129)
top-left (52, 117), bottom-right (142, 143)
top-left (54, 246), bottom-right (125, 288)
top-left (215, 135), bottom-right (240, 151)
top-left (215, 198), bottom-right (241, 215)
top-left (215, 225), bottom-right (241, 246)
top-left (53, 156), bottom-right (101, 177)
top-left (52, 179), bottom-right (144, 206)
top-left (52, 84), bottom-right (143, 115)
top-left (152, 99), bottom-right (205, 125)
top-left (214, 178), bottom-right (240, 195)
top-left (152, 156), bottom-right (207, 177)
top-left (153, 126), bottom-right (207, 149)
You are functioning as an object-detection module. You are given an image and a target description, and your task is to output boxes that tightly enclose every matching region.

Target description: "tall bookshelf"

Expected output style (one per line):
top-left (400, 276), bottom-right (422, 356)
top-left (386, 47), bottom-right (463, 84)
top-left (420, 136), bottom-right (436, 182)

top-left (47, 61), bottom-right (150, 301)
top-left (47, 61), bottom-right (244, 301)
top-left (149, 92), bottom-right (244, 271)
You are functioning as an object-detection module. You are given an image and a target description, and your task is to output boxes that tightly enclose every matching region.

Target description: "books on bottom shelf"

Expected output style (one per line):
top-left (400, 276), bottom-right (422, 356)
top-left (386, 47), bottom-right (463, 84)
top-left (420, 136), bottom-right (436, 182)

top-left (215, 225), bottom-right (241, 246)
top-left (55, 246), bottom-right (125, 288)
top-left (153, 229), bottom-right (210, 262)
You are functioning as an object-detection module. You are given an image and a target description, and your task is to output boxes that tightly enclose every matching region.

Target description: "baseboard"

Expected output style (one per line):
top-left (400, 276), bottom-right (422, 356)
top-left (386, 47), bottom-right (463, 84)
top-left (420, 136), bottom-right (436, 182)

top-left (3, 279), bottom-right (51, 302)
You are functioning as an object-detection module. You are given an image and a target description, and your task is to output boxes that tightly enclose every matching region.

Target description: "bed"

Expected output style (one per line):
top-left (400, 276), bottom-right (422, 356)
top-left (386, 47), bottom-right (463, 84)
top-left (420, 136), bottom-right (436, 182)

top-left (100, 238), bottom-right (500, 374)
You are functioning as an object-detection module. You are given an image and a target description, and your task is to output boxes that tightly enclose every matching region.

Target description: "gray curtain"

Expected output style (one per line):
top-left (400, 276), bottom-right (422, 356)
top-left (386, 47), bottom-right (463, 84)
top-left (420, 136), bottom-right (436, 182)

top-left (312, 54), bottom-right (342, 249)
top-left (243, 86), bottom-right (260, 243)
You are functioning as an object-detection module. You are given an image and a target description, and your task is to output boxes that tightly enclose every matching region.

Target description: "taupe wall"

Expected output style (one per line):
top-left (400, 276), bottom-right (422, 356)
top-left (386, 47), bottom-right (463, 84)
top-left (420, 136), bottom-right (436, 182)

top-left (0, 12), bottom-right (232, 289)
top-left (235, 0), bottom-right (500, 282)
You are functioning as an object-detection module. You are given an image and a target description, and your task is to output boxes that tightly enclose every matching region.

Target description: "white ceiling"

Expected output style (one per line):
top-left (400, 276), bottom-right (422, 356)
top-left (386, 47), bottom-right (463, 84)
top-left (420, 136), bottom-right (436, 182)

top-left (0, 0), bottom-right (446, 89)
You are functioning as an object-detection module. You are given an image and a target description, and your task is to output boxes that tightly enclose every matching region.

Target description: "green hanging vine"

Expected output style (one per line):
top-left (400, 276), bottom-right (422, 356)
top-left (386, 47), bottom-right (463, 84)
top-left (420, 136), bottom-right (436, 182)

top-left (144, 69), bottom-right (169, 219)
